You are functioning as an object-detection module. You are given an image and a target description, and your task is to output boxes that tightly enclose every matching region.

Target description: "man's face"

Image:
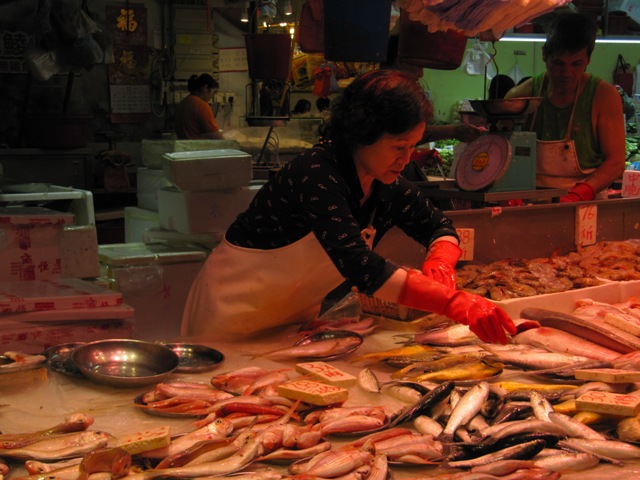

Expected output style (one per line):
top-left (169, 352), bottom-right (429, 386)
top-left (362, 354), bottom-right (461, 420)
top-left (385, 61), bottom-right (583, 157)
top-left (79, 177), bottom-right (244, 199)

top-left (543, 48), bottom-right (591, 92)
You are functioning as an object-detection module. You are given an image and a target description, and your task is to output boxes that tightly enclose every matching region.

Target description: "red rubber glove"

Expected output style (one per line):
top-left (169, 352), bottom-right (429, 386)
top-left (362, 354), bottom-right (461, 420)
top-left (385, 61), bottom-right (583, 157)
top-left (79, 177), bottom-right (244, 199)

top-left (421, 241), bottom-right (461, 290)
top-left (559, 182), bottom-right (595, 203)
top-left (398, 270), bottom-right (517, 344)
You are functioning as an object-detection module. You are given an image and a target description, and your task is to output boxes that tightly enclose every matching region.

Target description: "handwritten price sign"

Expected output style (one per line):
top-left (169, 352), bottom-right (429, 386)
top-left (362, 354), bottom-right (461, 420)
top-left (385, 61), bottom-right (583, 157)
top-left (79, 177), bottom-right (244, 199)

top-left (576, 391), bottom-right (640, 416)
top-left (455, 228), bottom-right (475, 261)
top-left (296, 361), bottom-right (357, 387)
top-left (575, 204), bottom-right (597, 247)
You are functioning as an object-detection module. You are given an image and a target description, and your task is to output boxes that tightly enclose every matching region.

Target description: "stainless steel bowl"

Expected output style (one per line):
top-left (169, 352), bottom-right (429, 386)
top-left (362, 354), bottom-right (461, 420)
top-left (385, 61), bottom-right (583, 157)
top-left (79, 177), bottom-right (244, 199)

top-left (469, 97), bottom-right (542, 117)
top-left (43, 342), bottom-right (86, 377)
top-left (162, 343), bottom-right (225, 373)
top-left (71, 339), bottom-right (179, 388)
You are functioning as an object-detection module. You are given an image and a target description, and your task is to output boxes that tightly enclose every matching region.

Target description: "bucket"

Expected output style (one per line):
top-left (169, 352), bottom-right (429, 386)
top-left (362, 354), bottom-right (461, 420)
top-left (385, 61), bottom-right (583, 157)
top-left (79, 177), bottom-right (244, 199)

top-left (244, 33), bottom-right (292, 80)
top-left (323, 0), bottom-right (392, 62)
top-left (397, 10), bottom-right (467, 70)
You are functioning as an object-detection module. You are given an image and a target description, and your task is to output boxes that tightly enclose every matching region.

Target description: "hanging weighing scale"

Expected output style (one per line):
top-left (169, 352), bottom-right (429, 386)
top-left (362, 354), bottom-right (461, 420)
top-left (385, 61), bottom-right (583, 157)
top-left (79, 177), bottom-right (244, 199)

top-left (454, 97), bottom-right (541, 193)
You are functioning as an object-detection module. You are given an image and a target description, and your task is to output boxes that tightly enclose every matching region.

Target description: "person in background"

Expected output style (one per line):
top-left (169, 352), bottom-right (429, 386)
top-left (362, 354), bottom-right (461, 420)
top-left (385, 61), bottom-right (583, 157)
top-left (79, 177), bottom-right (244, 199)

top-left (181, 69), bottom-right (516, 344)
top-left (505, 10), bottom-right (626, 202)
top-left (292, 99), bottom-right (312, 115)
top-left (174, 73), bottom-right (224, 140)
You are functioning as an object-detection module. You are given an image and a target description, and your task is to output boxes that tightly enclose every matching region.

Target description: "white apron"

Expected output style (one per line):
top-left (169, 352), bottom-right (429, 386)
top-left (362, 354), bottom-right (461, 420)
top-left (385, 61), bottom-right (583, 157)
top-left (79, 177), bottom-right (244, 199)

top-left (534, 76), bottom-right (596, 189)
top-left (181, 233), bottom-right (346, 338)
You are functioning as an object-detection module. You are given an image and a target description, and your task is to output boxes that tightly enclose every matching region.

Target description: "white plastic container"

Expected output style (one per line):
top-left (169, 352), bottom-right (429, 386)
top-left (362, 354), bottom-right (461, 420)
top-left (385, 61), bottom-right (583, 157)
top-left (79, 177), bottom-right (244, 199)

top-left (162, 149), bottom-right (253, 192)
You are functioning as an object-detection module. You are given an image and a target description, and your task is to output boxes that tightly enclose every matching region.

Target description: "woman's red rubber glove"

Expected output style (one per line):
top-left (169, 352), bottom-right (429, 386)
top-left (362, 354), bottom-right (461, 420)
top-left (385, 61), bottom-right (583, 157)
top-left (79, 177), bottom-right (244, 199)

top-left (421, 241), bottom-right (461, 289)
top-left (398, 269), bottom-right (516, 344)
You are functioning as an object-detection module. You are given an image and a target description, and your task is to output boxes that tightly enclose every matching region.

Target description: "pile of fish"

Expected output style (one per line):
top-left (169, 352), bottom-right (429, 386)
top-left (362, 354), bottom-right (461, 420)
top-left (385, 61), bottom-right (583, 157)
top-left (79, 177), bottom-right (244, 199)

top-left (4, 293), bottom-right (640, 478)
top-left (456, 240), bottom-right (640, 300)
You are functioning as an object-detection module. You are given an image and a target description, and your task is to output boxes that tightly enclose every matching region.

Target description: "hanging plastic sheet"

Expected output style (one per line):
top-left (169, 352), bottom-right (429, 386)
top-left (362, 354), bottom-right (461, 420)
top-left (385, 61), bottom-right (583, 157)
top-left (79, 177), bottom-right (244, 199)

top-left (461, 40), bottom-right (496, 78)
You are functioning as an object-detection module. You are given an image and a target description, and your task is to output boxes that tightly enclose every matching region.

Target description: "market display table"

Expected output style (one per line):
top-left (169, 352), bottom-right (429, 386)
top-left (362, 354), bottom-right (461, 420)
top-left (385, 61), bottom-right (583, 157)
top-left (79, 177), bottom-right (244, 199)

top-left (3, 321), bottom-right (640, 479)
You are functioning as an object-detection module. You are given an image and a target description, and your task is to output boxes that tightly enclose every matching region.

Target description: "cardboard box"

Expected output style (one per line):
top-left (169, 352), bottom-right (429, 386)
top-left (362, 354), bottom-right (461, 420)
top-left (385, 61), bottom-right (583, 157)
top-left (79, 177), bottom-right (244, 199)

top-left (157, 186), bottom-right (259, 234)
top-left (0, 301), bottom-right (134, 353)
top-left (622, 170), bottom-right (640, 198)
top-left (0, 278), bottom-right (123, 313)
top-left (99, 243), bottom-right (207, 341)
top-left (0, 207), bottom-right (74, 282)
top-left (124, 207), bottom-right (161, 244)
top-left (162, 149), bottom-right (253, 192)
top-left (140, 139), bottom-right (241, 168)
top-left (137, 167), bottom-right (172, 211)
top-left (60, 225), bottom-right (100, 279)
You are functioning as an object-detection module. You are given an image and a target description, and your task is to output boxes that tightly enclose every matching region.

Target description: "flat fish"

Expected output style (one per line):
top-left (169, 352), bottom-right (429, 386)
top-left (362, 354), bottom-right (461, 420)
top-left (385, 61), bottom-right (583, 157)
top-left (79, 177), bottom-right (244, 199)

top-left (513, 326), bottom-right (621, 362)
top-left (520, 307), bottom-right (640, 353)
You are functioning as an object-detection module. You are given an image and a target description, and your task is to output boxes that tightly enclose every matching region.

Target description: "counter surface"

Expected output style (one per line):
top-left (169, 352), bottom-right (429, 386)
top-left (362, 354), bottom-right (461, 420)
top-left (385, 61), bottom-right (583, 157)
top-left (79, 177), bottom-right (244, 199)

top-left (3, 324), bottom-right (640, 479)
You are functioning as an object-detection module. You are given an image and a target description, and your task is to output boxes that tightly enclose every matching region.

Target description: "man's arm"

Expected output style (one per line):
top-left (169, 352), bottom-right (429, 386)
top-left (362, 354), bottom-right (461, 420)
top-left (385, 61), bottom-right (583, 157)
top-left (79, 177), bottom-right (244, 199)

top-left (585, 81), bottom-right (626, 195)
top-left (422, 123), bottom-right (487, 144)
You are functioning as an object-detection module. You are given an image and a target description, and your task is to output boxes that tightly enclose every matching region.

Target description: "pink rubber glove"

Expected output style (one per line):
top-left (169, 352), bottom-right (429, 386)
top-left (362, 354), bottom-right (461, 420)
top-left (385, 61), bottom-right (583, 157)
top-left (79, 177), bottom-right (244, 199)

top-left (421, 241), bottom-right (461, 289)
top-left (398, 270), bottom-right (517, 344)
top-left (559, 182), bottom-right (595, 203)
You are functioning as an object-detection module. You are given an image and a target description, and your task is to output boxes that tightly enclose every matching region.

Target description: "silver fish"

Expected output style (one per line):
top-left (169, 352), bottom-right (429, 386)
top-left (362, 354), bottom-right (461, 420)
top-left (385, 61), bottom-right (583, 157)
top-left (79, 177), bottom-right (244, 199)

top-left (533, 450), bottom-right (600, 472)
top-left (558, 437), bottom-right (640, 460)
top-left (547, 412), bottom-right (607, 440)
top-left (357, 367), bottom-right (381, 393)
top-left (479, 419), bottom-right (567, 445)
top-left (255, 330), bottom-right (363, 361)
top-left (414, 323), bottom-right (481, 346)
top-left (529, 391), bottom-right (555, 422)
top-left (439, 382), bottom-right (490, 443)
top-left (0, 431), bottom-right (109, 461)
top-left (413, 415), bottom-right (443, 437)
top-left (447, 439), bottom-right (547, 469)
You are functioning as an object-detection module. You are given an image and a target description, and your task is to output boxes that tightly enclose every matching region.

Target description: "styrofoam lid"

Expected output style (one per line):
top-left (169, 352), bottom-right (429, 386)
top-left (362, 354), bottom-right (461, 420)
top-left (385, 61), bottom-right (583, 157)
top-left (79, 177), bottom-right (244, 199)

top-left (0, 206), bottom-right (75, 225)
top-left (162, 149), bottom-right (251, 161)
top-left (98, 242), bottom-right (208, 266)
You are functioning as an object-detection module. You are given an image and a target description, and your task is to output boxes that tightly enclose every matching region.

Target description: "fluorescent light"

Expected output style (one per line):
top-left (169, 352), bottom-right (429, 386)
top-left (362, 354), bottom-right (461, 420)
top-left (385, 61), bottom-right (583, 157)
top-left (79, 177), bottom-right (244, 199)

top-left (241, 1), bottom-right (249, 22)
top-left (499, 34), bottom-right (640, 44)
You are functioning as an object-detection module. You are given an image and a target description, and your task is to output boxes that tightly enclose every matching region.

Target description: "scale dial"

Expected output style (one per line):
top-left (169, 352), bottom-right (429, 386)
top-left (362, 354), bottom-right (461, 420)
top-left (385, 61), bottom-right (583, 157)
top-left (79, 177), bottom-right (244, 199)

top-left (455, 134), bottom-right (512, 191)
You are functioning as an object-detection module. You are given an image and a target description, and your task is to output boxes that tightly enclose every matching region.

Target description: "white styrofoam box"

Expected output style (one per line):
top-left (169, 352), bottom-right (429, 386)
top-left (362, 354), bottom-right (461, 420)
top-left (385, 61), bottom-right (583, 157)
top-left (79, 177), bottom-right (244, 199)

top-left (622, 170), bottom-right (640, 197)
top-left (124, 207), bottom-right (161, 244)
top-left (0, 313), bottom-right (135, 353)
top-left (141, 139), bottom-right (240, 168)
top-left (99, 243), bottom-right (207, 341)
top-left (0, 207), bottom-right (75, 281)
top-left (162, 149), bottom-right (253, 192)
top-left (157, 186), bottom-right (259, 234)
top-left (0, 278), bottom-right (123, 313)
top-left (494, 280), bottom-right (640, 319)
top-left (609, 0), bottom-right (640, 25)
top-left (60, 225), bottom-right (100, 279)
top-left (137, 167), bottom-right (173, 211)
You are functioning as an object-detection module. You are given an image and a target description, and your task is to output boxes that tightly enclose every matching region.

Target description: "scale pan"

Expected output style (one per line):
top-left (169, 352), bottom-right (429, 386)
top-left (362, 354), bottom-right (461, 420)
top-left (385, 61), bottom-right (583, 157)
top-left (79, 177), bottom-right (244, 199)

top-left (469, 97), bottom-right (542, 117)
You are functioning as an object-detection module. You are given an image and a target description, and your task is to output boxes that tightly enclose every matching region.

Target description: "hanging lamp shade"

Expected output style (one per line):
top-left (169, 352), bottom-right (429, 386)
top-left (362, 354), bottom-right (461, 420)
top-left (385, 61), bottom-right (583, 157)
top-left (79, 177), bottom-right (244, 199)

top-left (323, 0), bottom-right (392, 62)
top-left (397, 10), bottom-right (467, 70)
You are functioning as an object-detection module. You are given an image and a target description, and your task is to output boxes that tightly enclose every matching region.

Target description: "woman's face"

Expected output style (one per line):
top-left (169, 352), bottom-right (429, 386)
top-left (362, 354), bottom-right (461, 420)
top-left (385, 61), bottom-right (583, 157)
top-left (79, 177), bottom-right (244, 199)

top-left (544, 48), bottom-right (590, 92)
top-left (354, 122), bottom-right (426, 185)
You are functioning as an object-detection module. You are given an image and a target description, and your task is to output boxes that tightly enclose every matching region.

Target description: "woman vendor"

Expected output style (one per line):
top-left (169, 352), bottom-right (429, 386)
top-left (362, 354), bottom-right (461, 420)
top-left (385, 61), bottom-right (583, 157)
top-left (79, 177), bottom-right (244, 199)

top-left (505, 10), bottom-right (626, 202)
top-left (174, 73), bottom-right (224, 140)
top-left (181, 69), bottom-right (516, 344)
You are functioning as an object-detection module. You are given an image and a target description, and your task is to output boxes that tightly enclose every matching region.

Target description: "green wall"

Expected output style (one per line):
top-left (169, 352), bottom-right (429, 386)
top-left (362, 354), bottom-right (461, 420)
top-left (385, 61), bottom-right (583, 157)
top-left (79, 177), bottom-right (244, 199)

top-left (421, 38), bottom-right (640, 122)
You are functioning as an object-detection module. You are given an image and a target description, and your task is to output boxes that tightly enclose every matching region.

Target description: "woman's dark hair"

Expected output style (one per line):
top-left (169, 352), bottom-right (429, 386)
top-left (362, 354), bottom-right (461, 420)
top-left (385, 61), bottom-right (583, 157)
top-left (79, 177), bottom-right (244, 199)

top-left (542, 11), bottom-right (597, 59)
top-left (329, 69), bottom-right (432, 151)
top-left (187, 73), bottom-right (219, 94)
top-left (316, 97), bottom-right (331, 112)
top-left (292, 99), bottom-right (311, 114)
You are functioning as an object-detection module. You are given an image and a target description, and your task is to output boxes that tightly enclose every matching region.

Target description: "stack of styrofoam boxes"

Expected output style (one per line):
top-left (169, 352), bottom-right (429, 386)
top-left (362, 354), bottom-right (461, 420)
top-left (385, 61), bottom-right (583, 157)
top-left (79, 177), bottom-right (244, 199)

top-left (98, 242), bottom-right (207, 341)
top-left (157, 148), bottom-right (260, 240)
top-left (0, 207), bottom-right (134, 353)
top-left (127, 139), bottom-right (243, 247)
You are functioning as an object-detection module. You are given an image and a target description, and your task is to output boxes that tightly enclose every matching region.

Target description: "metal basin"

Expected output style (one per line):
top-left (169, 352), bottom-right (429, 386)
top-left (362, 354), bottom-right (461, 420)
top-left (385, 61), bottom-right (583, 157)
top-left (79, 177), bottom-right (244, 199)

top-left (469, 97), bottom-right (542, 117)
top-left (71, 339), bottom-right (179, 388)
